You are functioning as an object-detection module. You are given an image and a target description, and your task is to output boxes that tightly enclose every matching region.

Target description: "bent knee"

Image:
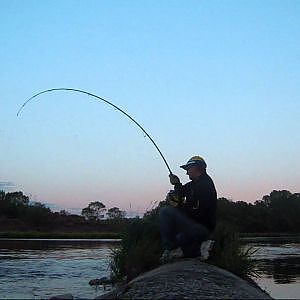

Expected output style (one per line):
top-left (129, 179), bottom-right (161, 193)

top-left (159, 206), bottom-right (177, 218)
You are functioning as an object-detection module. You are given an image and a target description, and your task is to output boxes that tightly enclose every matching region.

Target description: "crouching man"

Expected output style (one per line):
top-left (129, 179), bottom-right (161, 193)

top-left (159, 156), bottom-right (217, 263)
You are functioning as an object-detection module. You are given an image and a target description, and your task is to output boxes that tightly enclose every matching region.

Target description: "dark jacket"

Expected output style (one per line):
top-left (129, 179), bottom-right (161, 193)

top-left (174, 173), bottom-right (217, 232)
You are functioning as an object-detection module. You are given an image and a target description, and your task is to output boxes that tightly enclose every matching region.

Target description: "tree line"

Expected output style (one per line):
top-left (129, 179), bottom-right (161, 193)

top-left (1, 189), bottom-right (300, 233)
top-left (0, 190), bottom-right (126, 231)
top-left (217, 190), bottom-right (300, 233)
top-left (0, 191), bottom-right (52, 227)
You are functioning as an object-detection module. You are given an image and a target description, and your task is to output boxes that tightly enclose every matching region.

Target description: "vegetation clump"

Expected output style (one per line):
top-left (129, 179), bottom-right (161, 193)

top-left (110, 216), bottom-right (161, 281)
top-left (210, 221), bottom-right (259, 279)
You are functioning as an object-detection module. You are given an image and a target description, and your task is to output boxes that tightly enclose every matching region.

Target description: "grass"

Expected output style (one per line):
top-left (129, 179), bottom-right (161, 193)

top-left (209, 222), bottom-right (260, 279)
top-left (110, 217), bottom-right (161, 282)
top-left (0, 231), bottom-right (121, 239)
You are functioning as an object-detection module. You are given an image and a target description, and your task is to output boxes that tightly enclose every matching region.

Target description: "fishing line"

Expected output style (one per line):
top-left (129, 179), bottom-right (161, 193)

top-left (17, 88), bottom-right (173, 174)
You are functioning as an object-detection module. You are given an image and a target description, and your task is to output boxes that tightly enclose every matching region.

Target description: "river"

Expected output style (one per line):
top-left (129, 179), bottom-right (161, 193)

top-left (0, 239), bottom-right (119, 299)
top-left (0, 238), bottom-right (300, 299)
top-left (246, 239), bottom-right (300, 299)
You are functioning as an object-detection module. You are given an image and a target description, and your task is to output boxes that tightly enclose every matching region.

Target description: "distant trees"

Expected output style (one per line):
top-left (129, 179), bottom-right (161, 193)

top-left (24, 202), bottom-right (52, 227)
top-left (0, 191), bottom-right (125, 232)
top-left (255, 190), bottom-right (300, 232)
top-left (81, 202), bottom-right (126, 221)
top-left (217, 190), bottom-right (300, 233)
top-left (59, 209), bottom-right (70, 216)
top-left (0, 191), bottom-right (51, 227)
top-left (0, 191), bottom-right (29, 218)
top-left (107, 207), bottom-right (126, 220)
top-left (1, 189), bottom-right (300, 234)
top-left (81, 201), bottom-right (106, 221)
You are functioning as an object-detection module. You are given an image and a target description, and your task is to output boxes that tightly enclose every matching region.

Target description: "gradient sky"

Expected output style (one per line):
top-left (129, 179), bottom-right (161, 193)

top-left (1, 0), bottom-right (300, 215)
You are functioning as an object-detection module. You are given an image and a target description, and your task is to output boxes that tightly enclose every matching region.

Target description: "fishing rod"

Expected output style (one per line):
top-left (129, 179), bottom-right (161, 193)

top-left (17, 88), bottom-right (173, 175)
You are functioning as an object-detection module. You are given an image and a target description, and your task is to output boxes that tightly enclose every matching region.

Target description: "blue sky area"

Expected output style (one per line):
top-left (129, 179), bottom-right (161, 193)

top-left (1, 0), bottom-right (300, 215)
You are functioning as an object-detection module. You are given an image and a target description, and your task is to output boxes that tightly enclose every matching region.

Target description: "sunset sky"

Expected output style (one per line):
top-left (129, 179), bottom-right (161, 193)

top-left (1, 0), bottom-right (300, 215)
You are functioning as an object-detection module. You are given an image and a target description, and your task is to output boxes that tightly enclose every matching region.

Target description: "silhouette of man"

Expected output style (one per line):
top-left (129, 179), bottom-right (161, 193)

top-left (159, 156), bottom-right (217, 262)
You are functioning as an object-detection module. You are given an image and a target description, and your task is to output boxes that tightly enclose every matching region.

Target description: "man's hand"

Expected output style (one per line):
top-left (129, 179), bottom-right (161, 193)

top-left (169, 174), bottom-right (180, 185)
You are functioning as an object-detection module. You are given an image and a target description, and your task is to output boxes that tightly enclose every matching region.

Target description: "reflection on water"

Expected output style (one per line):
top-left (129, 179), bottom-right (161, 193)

top-left (0, 239), bottom-right (120, 299)
top-left (257, 257), bottom-right (300, 284)
top-left (247, 241), bottom-right (300, 299)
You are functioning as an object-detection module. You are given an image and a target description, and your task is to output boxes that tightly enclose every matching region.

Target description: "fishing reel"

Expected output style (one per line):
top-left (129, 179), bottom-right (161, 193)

top-left (166, 190), bottom-right (184, 207)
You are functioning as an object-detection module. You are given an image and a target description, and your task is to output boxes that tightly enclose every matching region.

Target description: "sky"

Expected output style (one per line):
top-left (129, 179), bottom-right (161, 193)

top-left (1, 0), bottom-right (300, 215)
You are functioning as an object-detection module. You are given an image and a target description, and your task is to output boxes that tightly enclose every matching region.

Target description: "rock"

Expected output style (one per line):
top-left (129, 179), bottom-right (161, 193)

top-left (97, 259), bottom-right (271, 299)
top-left (49, 293), bottom-right (73, 299)
top-left (89, 276), bottom-right (112, 286)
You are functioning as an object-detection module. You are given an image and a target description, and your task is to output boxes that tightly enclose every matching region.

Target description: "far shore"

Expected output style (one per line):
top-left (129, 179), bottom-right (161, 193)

top-left (240, 232), bottom-right (300, 243)
top-left (0, 231), bottom-right (121, 239)
top-left (1, 231), bottom-right (300, 241)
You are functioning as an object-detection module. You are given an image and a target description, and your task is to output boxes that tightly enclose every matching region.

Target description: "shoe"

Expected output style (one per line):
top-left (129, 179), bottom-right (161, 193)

top-left (160, 248), bottom-right (183, 264)
top-left (200, 240), bottom-right (214, 260)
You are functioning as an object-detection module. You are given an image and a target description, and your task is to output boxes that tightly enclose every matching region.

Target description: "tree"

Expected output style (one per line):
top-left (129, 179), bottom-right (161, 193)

top-left (25, 201), bottom-right (52, 227)
top-left (107, 207), bottom-right (126, 220)
top-left (0, 191), bottom-right (29, 218)
top-left (59, 209), bottom-right (70, 216)
top-left (0, 190), bottom-right (5, 202)
top-left (81, 201), bottom-right (106, 221)
top-left (5, 192), bottom-right (29, 206)
top-left (261, 190), bottom-right (300, 232)
top-left (81, 207), bottom-right (94, 221)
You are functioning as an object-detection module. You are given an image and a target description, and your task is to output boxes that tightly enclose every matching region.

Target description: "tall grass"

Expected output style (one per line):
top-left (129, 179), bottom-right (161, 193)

top-left (110, 217), bottom-right (161, 282)
top-left (209, 221), bottom-right (259, 279)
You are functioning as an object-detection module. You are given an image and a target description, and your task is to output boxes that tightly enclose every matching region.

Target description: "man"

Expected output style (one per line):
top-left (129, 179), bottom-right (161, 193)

top-left (159, 156), bottom-right (217, 263)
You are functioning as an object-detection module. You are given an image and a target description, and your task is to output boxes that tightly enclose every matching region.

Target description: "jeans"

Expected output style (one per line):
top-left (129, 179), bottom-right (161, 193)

top-left (159, 206), bottom-right (210, 257)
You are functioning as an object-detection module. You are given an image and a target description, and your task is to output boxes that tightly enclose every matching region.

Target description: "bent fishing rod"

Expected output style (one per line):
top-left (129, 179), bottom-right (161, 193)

top-left (17, 88), bottom-right (173, 175)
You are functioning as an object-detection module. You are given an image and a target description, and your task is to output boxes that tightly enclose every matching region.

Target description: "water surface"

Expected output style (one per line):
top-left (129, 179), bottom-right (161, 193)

top-left (1, 238), bottom-right (300, 299)
top-left (0, 239), bottom-right (120, 299)
top-left (248, 241), bottom-right (300, 299)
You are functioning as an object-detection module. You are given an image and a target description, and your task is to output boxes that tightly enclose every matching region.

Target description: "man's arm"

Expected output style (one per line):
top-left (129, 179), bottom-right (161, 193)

top-left (168, 174), bottom-right (188, 209)
top-left (169, 174), bottom-right (187, 197)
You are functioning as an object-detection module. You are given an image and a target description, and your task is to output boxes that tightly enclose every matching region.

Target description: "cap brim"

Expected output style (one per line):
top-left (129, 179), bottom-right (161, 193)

top-left (180, 162), bottom-right (197, 170)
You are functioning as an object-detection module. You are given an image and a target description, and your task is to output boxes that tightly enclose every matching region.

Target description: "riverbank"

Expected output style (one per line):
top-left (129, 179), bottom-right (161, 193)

top-left (2, 231), bottom-right (299, 240)
top-left (0, 231), bottom-right (121, 239)
top-left (0, 215), bottom-right (126, 239)
top-left (240, 232), bottom-right (300, 237)
top-left (239, 232), bottom-right (300, 243)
